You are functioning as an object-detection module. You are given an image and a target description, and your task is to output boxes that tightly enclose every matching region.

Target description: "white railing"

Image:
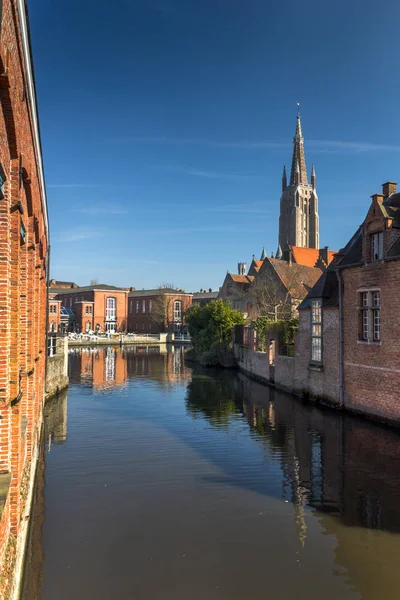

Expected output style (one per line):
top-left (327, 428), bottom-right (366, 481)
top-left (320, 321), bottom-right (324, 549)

top-left (174, 333), bottom-right (191, 342)
top-left (125, 333), bottom-right (160, 339)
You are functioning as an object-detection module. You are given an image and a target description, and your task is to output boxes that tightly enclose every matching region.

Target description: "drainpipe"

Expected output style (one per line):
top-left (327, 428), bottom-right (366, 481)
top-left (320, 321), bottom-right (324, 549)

top-left (337, 267), bottom-right (344, 408)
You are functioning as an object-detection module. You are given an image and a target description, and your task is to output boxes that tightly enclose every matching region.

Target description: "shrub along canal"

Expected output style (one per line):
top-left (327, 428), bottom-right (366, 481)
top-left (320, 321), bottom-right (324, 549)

top-left (22, 345), bottom-right (400, 599)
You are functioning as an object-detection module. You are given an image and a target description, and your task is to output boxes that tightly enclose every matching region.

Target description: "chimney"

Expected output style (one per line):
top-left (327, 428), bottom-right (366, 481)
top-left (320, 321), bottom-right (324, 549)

top-left (238, 262), bottom-right (247, 276)
top-left (371, 193), bottom-right (384, 205)
top-left (382, 181), bottom-right (397, 198)
top-left (319, 245), bottom-right (329, 266)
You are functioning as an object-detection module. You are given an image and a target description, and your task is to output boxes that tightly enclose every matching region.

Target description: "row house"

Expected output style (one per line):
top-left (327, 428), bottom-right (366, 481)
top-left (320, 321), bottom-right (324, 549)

top-left (296, 181), bottom-right (400, 423)
top-left (128, 288), bottom-right (193, 333)
top-left (0, 1), bottom-right (50, 596)
top-left (52, 284), bottom-right (129, 333)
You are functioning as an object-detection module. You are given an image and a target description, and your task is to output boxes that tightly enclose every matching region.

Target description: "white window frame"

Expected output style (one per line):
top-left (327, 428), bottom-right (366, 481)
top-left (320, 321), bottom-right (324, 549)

top-left (106, 296), bottom-right (116, 321)
top-left (173, 300), bottom-right (182, 322)
top-left (136, 301), bottom-right (139, 314)
top-left (149, 300), bottom-right (152, 313)
top-left (129, 300), bottom-right (133, 314)
top-left (359, 289), bottom-right (380, 343)
top-left (142, 299), bottom-right (146, 313)
top-left (311, 299), bottom-right (322, 363)
top-left (371, 232), bottom-right (384, 261)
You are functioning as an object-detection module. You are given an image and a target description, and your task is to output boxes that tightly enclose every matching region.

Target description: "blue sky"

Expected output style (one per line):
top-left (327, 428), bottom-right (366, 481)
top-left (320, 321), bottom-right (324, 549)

top-left (30, 0), bottom-right (400, 291)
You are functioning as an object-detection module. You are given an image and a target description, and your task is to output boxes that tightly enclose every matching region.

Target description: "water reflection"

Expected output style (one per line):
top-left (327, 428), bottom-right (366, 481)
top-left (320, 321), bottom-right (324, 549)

top-left (188, 368), bottom-right (400, 533)
top-left (68, 345), bottom-right (190, 389)
top-left (22, 347), bottom-right (400, 600)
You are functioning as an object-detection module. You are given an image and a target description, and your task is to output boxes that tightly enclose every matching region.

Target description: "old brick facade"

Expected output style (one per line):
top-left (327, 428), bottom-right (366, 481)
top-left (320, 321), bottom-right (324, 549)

top-left (53, 285), bottom-right (129, 333)
top-left (128, 289), bottom-right (192, 333)
top-left (295, 182), bottom-right (400, 422)
top-left (0, 1), bottom-right (49, 597)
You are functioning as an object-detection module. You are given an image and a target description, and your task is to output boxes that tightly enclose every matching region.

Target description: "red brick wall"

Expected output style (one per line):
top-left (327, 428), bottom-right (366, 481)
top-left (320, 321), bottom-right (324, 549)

top-left (127, 293), bottom-right (192, 333)
top-left (54, 290), bottom-right (128, 332)
top-left (48, 301), bottom-right (61, 332)
top-left (342, 260), bottom-right (400, 423)
top-left (0, 0), bottom-right (49, 595)
top-left (93, 290), bottom-right (128, 332)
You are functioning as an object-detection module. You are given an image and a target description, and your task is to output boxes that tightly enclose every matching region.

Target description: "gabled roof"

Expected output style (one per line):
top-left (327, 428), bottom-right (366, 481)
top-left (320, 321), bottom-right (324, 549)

top-left (261, 258), bottom-right (322, 300)
top-left (298, 261), bottom-right (339, 310)
top-left (247, 259), bottom-right (263, 276)
top-left (290, 246), bottom-right (336, 268)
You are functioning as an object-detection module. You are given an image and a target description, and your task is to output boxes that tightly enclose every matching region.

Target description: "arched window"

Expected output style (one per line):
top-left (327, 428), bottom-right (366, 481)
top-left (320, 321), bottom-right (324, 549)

top-left (106, 297), bottom-right (116, 319)
top-left (174, 300), bottom-right (182, 321)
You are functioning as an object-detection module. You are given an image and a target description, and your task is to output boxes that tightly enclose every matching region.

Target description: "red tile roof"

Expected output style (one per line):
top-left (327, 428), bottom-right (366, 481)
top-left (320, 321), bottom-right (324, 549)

top-left (229, 274), bottom-right (255, 284)
top-left (264, 258), bottom-right (323, 300)
top-left (290, 246), bottom-right (336, 268)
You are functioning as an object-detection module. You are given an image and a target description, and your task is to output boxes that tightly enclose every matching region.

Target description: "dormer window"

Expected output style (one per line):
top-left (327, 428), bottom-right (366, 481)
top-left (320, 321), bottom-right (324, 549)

top-left (371, 232), bottom-right (383, 261)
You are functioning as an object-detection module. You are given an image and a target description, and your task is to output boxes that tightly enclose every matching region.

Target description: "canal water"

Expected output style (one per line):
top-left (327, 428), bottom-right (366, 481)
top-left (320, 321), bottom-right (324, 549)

top-left (22, 345), bottom-right (400, 600)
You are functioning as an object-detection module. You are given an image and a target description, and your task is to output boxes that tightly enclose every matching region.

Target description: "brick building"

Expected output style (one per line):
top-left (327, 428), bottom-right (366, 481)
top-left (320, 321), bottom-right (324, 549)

top-left (48, 299), bottom-right (61, 332)
top-left (296, 181), bottom-right (400, 422)
top-left (53, 284), bottom-right (129, 333)
top-left (0, 1), bottom-right (49, 596)
top-left (192, 289), bottom-right (219, 307)
top-left (128, 288), bottom-right (192, 333)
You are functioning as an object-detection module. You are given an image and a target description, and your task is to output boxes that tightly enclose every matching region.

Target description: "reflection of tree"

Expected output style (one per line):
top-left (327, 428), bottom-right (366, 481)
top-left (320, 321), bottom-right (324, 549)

top-left (185, 374), bottom-right (241, 427)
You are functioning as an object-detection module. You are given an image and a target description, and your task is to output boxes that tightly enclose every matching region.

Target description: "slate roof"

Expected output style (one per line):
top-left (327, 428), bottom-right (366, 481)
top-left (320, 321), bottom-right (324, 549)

top-left (49, 280), bottom-right (78, 289)
top-left (298, 261), bottom-right (339, 310)
top-left (336, 228), bottom-right (363, 268)
top-left (193, 291), bottom-right (219, 300)
top-left (129, 288), bottom-right (191, 297)
top-left (53, 284), bottom-right (129, 295)
top-left (382, 193), bottom-right (400, 226)
top-left (290, 246), bottom-right (336, 268)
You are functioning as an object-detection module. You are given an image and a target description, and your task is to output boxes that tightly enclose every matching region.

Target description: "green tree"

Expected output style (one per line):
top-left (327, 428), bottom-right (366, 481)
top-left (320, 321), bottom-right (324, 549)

top-left (186, 299), bottom-right (245, 355)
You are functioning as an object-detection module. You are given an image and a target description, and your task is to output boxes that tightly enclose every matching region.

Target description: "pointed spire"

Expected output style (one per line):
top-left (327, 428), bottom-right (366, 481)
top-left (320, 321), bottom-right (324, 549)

top-left (260, 247), bottom-right (267, 261)
top-left (276, 243), bottom-right (283, 260)
top-left (282, 165), bottom-right (287, 191)
top-left (290, 113), bottom-right (308, 186)
top-left (311, 163), bottom-right (316, 190)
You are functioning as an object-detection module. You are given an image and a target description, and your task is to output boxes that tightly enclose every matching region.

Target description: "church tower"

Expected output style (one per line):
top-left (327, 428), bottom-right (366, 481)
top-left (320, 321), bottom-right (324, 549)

top-left (278, 113), bottom-right (319, 257)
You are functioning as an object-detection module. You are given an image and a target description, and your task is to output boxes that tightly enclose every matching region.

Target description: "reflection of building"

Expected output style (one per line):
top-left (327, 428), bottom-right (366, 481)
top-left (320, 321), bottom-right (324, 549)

top-left (235, 372), bottom-right (400, 534)
top-left (69, 347), bottom-right (128, 390)
top-left (45, 391), bottom-right (68, 446)
top-left (128, 288), bottom-right (192, 333)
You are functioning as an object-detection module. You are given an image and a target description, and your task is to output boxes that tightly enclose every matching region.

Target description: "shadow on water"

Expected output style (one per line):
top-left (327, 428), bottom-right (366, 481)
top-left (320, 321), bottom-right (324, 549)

top-left (187, 364), bottom-right (400, 534)
top-left (21, 391), bottom-right (69, 600)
